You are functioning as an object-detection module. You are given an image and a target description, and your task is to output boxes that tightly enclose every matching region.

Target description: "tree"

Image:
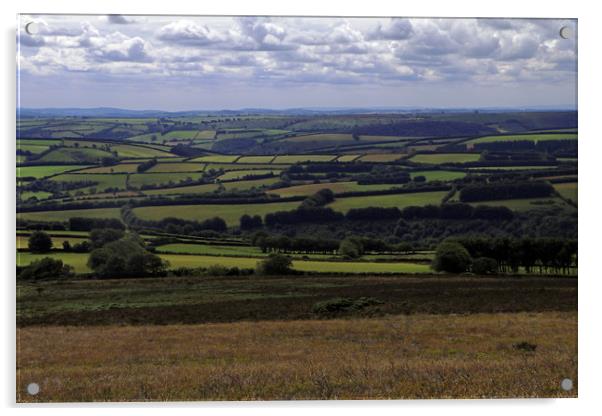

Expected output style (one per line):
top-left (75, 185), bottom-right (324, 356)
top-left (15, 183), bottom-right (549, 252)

top-left (87, 236), bottom-right (168, 278)
top-left (432, 241), bottom-right (472, 273)
top-left (472, 257), bottom-right (498, 275)
top-left (256, 253), bottom-right (293, 275)
top-left (19, 258), bottom-right (73, 280)
top-left (28, 231), bottom-right (52, 253)
top-left (339, 237), bottom-right (363, 259)
top-left (90, 228), bottom-right (125, 249)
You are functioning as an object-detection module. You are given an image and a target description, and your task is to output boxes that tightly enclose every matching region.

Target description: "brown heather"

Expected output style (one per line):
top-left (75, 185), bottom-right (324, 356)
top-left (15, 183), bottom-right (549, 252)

top-left (17, 311), bottom-right (577, 402)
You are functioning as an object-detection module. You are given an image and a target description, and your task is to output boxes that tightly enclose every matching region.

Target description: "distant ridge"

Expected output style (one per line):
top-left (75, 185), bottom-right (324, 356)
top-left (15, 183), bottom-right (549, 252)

top-left (17, 105), bottom-right (577, 118)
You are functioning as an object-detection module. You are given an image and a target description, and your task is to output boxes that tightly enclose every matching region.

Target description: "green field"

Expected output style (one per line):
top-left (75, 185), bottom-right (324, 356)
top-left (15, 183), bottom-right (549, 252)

top-left (127, 130), bottom-right (203, 143)
top-left (285, 134), bottom-right (353, 143)
top-left (72, 164), bottom-right (140, 174)
top-left (272, 155), bottom-right (337, 164)
top-left (17, 235), bottom-right (89, 250)
top-left (328, 191), bottom-right (448, 212)
top-left (466, 133), bottom-right (578, 145)
top-left (50, 173), bottom-right (128, 192)
top-left (16, 251), bottom-right (430, 274)
top-left (110, 144), bottom-right (174, 158)
top-left (19, 191), bottom-right (53, 201)
top-left (129, 172), bottom-right (205, 188)
top-left (554, 182), bottom-right (578, 202)
top-left (146, 163), bottom-right (205, 173)
top-left (410, 153), bottom-right (481, 164)
top-left (472, 197), bottom-right (573, 211)
top-left (156, 243), bottom-right (264, 257)
top-left (223, 177), bottom-right (280, 191)
top-left (410, 170), bottom-right (466, 181)
top-left (17, 207), bottom-right (122, 222)
top-left (269, 181), bottom-right (395, 197)
top-left (236, 156), bottom-right (275, 164)
top-left (17, 165), bottom-right (89, 179)
top-left (133, 201), bottom-right (302, 226)
top-left (335, 155), bottom-right (361, 162)
top-left (467, 166), bottom-right (557, 171)
top-left (190, 155), bottom-right (240, 163)
top-left (218, 170), bottom-right (279, 180)
top-left (357, 154), bottom-right (405, 162)
top-left (205, 163), bottom-right (283, 171)
top-left (36, 148), bottom-right (114, 164)
top-left (17, 144), bottom-right (53, 155)
top-left (143, 183), bottom-right (220, 196)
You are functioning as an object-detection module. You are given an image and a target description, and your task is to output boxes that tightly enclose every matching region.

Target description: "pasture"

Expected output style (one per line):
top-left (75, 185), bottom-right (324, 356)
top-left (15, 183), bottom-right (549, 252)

top-left (17, 207), bottom-right (122, 222)
top-left (190, 155), bottom-right (240, 163)
top-left (128, 172), bottom-right (205, 188)
top-left (36, 148), bottom-right (114, 164)
top-left (50, 173), bottom-right (128, 192)
top-left (132, 201), bottom-right (302, 226)
top-left (357, 154), bottom-right (405, 162)
top-left (236, 156), bottom-right (275, 164)
top-left (409, 153), bottom-right (481, 164)
top-left (269, 181), bottom-right (394, 197)
top-left (146, 163), bottom-right (205, 173)
top-left (328, 191), bottom-right (448, 212)
top-left (72, 164), bottom-right (140, 174)
top-left (218, 170), bottom-right (278, 180)
top-left (554, 182), bottom-right (578, 202)
top-left (110, 144), bottom-right (175, 158)
top-left (272, 155), bottom-right (337, 163)
top-left (466, 133), bottom-right (578, 145)
top-left (17, 165), bottom-right (89, 179)
top-left (410, 170), bottom-right (466, 181)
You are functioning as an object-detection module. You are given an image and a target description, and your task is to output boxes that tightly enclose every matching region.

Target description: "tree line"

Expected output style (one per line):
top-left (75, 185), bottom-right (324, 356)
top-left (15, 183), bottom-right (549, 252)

top-left (459, 181), bottom-right (554, 202)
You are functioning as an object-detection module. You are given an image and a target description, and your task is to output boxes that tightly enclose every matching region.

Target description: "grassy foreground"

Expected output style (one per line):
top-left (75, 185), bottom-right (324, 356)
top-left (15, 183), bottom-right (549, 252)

top-left (17, 311), bottom-right (577, 401)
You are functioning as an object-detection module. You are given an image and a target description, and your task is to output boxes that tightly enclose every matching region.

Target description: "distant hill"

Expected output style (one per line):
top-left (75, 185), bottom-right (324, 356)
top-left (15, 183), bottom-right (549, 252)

top-left (18, 106), bottom-right (577, 118)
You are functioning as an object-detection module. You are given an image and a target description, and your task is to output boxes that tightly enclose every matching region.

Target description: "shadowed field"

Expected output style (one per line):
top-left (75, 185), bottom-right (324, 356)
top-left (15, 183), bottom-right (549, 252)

top-left (17, 311), bottom-right (577, 402)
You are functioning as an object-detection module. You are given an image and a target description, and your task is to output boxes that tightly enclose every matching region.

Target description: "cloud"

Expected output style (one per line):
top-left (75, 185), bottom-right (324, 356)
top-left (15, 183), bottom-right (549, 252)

top-left (18, 15), bottom-right (577, 93)
top-left (368, 18), bottom-right (414, 40)
top-left (106, 15), bottom-right (135, 25)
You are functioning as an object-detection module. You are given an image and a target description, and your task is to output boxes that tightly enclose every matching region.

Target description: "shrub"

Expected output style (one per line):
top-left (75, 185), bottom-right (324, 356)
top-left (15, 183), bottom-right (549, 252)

top-left (255, 253), bottom-right (293, 275)
top-left (312, 297), bottom-right (383, 316)
top-left (339, 238), bottom-right (364, 259)
top-left (18, 257), bottom-right (74, 280)
top-left (432, 241), bottom-right (472, 273)
top-left (28, 231), bottom-right (52, 253)
top-left (472, 257), bottom-right (498, 275)
top-left (513, 341), bottom-right (537, 352)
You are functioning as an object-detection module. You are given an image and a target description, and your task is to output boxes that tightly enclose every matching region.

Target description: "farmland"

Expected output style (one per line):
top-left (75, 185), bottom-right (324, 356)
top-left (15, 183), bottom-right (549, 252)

top-left (15, 110), bottom-right (578, 401)
top-left (328, 191), bottom-right (448, 212)
top-left (465, 133), bottom-right (578, 145)
top-left (409, 153), bottom-right (481, 164)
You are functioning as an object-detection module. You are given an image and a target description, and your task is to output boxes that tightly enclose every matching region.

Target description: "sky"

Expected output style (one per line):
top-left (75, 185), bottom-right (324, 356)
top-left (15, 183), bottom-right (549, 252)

top-left (17, 15), bottom-right (577, 111)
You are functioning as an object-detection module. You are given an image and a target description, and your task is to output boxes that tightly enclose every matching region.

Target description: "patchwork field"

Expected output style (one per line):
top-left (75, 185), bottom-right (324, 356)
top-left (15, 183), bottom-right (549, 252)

top-left (128, 172), bottom-right (205, 188)
top-left (110, 144), bottom-right (175, 158)
top-left (409, 153), bottom-right (481, 164)
top-left (17, 207), bottom-right (122, 222)
top-left (269, 181), bottom-right (395, 197)
top-left (50, 173), bottom-right (128, 192)
top-left (36, 147), bottom-right (114, 164)
top-left (272, 155), bottom-right (337, 164)
top-left (133, 201), bottom-right (302, 225)
top-left (146, 162), bottom-right (205, 173)
top-left (328, 191), bottom-right (448, 212)
top-left (236, 156), bottom-right (276, 164)
top-left (17, 165), bottom-right (89, 179)
top-left (554, 182), bottom-right (578, 202)
top-left (466, 133), bottom-right (578, 145)
top-left (410, 170), bottom-right (466, 181)
top-left (357, 154), bottom-right (405, 162)
top-left (190, 155), bottom-right (240, 163)
top-left (218, 170), bottom-right (279, 180)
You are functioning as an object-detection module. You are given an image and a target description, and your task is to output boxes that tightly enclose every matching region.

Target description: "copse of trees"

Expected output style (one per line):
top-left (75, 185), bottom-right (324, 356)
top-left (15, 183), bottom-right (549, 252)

top-left (89, 228), bottom-right (125, 249)
top-left (255, 234), bottom-right (340, 255)
top-left (18, 258), bottom-right (74, 280)
top-left (300, 189), bottom-right (335, 208)
top-left (240, 214), bottom-right (263, 230)
top-left (87, 234), bottom-right (169, 278)
top-left (356, 166), bottom-right (411, 185)
top-left (346, 207), bottom-right (402, 221)
top-left (69, 217), bottom-right (125, 232)
top-left (459, 181), bottom-right (554, 202)
top-left (400, 204), bottom-right (514, 221)
top-left (28, 230), bottom-right (52, 253)
top-left (136, 158), bottom-right (157, 173)
top-left (264, 206), bottom-right (344, 227)
top-left (255, 253), bottom-right (293, 275)
top-left (452, 236), bottom-right (577, 275)
top-left (432, 241), bottom-right (472, 273)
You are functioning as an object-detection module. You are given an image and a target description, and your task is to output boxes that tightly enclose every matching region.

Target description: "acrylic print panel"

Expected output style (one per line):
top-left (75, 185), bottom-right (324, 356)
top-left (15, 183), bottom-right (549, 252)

top-left (16, 14), bottom-right (577, 402)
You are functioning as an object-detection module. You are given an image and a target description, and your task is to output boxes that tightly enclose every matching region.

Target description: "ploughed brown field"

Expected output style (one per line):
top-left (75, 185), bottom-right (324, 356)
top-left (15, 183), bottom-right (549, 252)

top-left (17, 312), bottom-right (576, 402)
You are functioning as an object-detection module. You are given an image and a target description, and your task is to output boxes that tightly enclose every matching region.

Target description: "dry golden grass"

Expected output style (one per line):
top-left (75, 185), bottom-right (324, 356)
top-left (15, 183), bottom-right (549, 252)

top-left (17, 312), bottom-right (577, 402)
